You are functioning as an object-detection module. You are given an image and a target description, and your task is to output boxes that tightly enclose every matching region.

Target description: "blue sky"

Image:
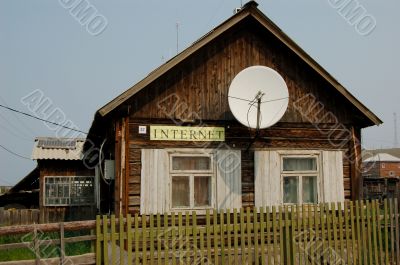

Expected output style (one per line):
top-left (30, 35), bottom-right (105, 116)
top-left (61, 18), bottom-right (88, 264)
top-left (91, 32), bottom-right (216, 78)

top-left (0, 0), bottom-right (399, 185)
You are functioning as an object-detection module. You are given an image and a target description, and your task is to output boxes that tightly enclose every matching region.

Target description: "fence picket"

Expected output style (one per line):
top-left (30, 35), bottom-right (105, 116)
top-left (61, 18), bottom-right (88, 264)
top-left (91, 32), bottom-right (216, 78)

top-left (96, 215), bottom-right (102, 265)
top-left (185, 212), bottom-right (190, 264)
top-left (118, 214), bottom-right (124, 265)
top-left (142, 214), bottom-right (147, 265)
top-left (193, 211), bottom-right (198, 264)
top-left (390, 199), bottom-right (395, 264)
top-left (221, 210), bottom-right (226, 264)
top-left (246, 208), bottom-right (252, 264)
top-left (102, 215), bottom-right (109, 265)
top-left (366, 201), bottom-right (373, 265)
top-left (227, 209), bottom-right (232, 265)
top-left (213, 209), bottom-right (219, 264)
top-left (344, 202), bottom-right (351, 264)
top-left (149, 214), bottom-right (154, 265)
top-left (86, 199), bottom-right (400, 265)
top-left (156, 213), bottom-right (161, 265)
top-left (240, 208), bottom-right (246, 265)
top-left (134, 214), bottom-right (139, 265)
top-left (163, 213), bottom-right (169, 265)
top-left (254, 207), bottom-right (259, 265)
top-left (384, 199), bottom-right (389, 265)
top-left (206, 209), bottom-right (212, 263)
top-left (371, 201), bottom-right (379, 265)
top-left (233, 208), bottom-right (239, 265)
top-left (127, 214), bottom-right (132, 265)
top-left (337, 203), bottom-right (344, 264)
top-left (284, 205), bottom-right (290, 265)
top-left (260, 207), bottom-right (266, 265)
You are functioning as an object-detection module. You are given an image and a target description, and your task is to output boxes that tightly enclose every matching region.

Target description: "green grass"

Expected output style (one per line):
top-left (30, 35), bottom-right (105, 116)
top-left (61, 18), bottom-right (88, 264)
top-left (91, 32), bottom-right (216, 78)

top-left (0, 230), bottom-right (92, 261)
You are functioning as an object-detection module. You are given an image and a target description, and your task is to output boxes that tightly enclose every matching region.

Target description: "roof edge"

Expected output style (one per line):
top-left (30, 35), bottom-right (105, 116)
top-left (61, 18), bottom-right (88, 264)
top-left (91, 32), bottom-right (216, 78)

top-left (96, 2), bottom-right (382, 127)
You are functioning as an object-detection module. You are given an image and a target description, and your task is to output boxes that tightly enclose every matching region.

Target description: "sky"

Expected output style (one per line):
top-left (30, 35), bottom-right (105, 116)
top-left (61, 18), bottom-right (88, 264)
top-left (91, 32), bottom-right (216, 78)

top-left (0, 0), bottom-right (399, 186)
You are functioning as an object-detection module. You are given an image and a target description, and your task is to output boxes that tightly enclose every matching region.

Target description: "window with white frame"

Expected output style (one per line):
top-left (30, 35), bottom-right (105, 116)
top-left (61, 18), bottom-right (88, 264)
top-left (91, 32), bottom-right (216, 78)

top-left (281, 156), bottom-right (319, 204)
top-left (170, 154), bottom-right (214, 209)
top-left (44, 176), bottom-right (95, 206)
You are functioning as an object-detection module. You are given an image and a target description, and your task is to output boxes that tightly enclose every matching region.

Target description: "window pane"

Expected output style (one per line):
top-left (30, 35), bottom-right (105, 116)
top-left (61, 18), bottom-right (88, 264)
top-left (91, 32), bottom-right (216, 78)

top-left (172, 176), bottom-right (190, 207)
top-left (283, 157), bottom-right (317, 171)
top-left (172, 156), bottom-right (211, 171)
top-left (303, 176), bottom-right (317, 203)
top-left (283, 176), bottom-right (298, 204)
top-left (194, 176), bottom-right (211, 207)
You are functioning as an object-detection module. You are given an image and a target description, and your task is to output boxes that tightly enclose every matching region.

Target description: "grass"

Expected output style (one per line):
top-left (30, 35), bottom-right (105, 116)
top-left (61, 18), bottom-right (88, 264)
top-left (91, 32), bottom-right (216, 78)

top-left (0, 230), bottom-right (92, 262)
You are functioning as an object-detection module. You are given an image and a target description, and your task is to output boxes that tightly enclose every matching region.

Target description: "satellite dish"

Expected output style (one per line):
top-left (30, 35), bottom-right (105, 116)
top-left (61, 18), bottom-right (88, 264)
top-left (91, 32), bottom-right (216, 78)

top-left (228, 66), bottom-right (289, 129)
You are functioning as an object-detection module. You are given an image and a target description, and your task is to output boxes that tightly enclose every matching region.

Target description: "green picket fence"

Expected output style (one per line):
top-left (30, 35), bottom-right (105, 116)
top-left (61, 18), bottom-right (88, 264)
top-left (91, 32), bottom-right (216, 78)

top-left (96, 199), bottom-right (399, 265)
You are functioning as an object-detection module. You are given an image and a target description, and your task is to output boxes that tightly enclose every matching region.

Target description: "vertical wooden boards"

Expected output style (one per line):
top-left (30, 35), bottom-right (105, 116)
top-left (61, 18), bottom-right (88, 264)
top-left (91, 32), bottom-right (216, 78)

top-left (322, 151), bottom-right (345, 203)
top-left (216, 150), bottom-right (242, 210)
top-left (140, 149), bottom-right (169, 214)
top-left (254, 151), bottom-right (281, 208)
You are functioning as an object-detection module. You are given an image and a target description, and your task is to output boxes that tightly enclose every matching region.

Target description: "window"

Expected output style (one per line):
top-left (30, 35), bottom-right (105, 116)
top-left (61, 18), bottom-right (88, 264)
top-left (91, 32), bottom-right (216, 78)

top-left (140, 149), bottom-right (241, 214)
top-left (44, 176), bottom-right (95, 206)
top-left (170, 154), bottom-right (214, 210)
top-left (282, 156), bottom-right (318, 204)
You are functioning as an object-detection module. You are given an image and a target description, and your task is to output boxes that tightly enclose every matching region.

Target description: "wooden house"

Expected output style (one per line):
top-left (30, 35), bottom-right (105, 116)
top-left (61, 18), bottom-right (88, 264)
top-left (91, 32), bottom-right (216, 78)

top-left (32, 137), bottom-right (96, 221)
top-left (86, 1), bottom-right (381, 216)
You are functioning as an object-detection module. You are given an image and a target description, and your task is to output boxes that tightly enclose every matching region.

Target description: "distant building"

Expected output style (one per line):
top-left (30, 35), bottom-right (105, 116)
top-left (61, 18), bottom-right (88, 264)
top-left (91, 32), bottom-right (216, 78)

top-left (362, 152), bottom-right (400, 201)
top-left (362, 153), bottom-right (400, 178)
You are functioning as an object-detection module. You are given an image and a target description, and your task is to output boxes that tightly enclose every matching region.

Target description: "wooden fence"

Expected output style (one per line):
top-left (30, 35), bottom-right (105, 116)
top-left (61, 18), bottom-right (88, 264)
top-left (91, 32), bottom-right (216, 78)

top-left (97, 199), bottom-right (400, 265)
top-left (0, 220), bottom-right (96, 265)
top-left (0, 208), bottom-right (65, 226)
top-left (0, 199), bottom-right (399, 264)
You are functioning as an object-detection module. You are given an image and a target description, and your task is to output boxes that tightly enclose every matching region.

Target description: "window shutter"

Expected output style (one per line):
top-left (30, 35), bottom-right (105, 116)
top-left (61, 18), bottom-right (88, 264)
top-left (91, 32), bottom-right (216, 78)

top-left (254, 150), bottom-right (282, 207)
top-left (140, 149), bottom-right (169, 214)
top-left (216, 150), bottom-right (242, 211)
top-left (322, 150), bottom-right (344, 203)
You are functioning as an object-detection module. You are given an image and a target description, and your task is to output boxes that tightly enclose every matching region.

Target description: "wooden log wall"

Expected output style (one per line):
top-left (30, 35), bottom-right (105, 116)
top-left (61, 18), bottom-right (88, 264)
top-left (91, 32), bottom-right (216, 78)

top-left (110, 17), bottom-right (366, 214)
top-left (124, 118), bottom-right (358, 214)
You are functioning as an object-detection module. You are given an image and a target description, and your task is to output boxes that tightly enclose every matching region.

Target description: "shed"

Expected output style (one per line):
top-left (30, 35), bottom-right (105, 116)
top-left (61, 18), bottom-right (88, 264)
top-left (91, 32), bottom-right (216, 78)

top-left (86, 1), bottom-right (381, 216)
top-left (32, 137), bottom-right (96, 221)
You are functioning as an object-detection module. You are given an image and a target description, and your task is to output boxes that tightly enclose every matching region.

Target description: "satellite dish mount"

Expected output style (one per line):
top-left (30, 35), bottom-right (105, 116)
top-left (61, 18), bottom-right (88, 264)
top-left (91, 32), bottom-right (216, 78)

top-left (227, 66), bottom-right (289, 151)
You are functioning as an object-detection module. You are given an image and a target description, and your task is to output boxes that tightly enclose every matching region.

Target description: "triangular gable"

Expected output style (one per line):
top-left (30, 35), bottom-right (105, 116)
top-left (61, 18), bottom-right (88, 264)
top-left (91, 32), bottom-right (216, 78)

top-left (96, 1), bottom-right (381, 126)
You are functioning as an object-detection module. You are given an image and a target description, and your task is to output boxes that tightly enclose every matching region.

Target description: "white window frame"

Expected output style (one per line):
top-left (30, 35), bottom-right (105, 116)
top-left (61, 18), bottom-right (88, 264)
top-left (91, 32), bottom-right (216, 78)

top-left (44, 176), bottom-right (95, 206)
top-left (279, 151), bottom-right (321, 205)
top-left (168, 150), bottom-right (216, 212)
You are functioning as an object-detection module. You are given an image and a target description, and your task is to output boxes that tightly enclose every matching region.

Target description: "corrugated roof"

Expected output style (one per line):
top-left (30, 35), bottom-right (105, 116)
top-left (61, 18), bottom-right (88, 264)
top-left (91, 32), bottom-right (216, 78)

top-left (364, 153), bottom-right (400, 162)
top-left (32, 137), bottom-right (85, 160)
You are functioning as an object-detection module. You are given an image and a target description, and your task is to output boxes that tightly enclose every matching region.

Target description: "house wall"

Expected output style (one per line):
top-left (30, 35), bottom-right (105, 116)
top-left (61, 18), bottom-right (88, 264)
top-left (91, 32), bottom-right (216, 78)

top-left (112, 18), bottom-right (363, 215)
top-left (38, 160), bottom-right (95, 221)
top-left (363, 161), bottom-right (400, 178)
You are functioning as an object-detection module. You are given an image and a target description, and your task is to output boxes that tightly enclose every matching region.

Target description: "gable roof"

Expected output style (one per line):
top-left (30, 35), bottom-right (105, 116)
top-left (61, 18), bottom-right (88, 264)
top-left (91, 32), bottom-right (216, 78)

top-left (364, 153), bottom-right (400, 163)
top-left (95, 1), bottom-right (381, 126)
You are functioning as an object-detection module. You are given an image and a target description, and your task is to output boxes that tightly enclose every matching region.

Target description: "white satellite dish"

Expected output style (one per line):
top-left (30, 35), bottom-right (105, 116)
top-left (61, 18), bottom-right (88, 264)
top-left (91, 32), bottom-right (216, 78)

top-left (228, 66), bottom-right (289, 129)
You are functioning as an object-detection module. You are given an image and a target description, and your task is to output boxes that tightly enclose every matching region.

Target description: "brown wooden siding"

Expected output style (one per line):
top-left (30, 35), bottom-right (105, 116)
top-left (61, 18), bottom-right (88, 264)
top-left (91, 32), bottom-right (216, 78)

top-left (38, 160), bottom-right (95, 221)
top-left (126, 19), bottom-right (361, 125)
top-left (114, 18), bottom-right (364, 214)
top-left (126, 119), bottom-right (358, 214)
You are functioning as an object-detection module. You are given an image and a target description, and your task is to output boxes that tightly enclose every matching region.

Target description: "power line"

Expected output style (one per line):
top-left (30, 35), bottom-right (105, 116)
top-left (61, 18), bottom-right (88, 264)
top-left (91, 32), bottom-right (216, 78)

top-left (0, 144), bottom-right (31, 160)
top-left (0, 104), bottom-right (88, 135)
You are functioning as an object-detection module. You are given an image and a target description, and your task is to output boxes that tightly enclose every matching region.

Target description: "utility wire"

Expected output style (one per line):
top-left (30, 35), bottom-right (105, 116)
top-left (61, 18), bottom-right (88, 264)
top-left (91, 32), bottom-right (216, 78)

top-left (0, 144), bottom-right (31, 160)
top-left (0, 104), bottom-right (88, 135)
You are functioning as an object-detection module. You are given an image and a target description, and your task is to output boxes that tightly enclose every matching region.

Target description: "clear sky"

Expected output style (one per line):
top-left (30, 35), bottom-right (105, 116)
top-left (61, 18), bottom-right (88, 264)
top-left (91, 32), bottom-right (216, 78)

top-left (0, 0), bottom-right (399, 185)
